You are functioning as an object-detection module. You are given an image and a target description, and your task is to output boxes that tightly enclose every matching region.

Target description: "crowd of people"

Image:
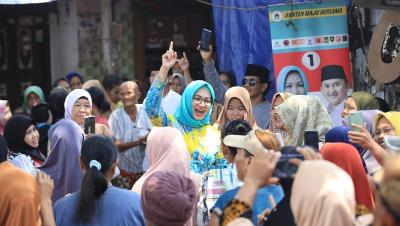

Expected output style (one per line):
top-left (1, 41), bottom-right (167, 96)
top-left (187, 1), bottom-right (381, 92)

top-left (0, 40), bottom-right (399, 226)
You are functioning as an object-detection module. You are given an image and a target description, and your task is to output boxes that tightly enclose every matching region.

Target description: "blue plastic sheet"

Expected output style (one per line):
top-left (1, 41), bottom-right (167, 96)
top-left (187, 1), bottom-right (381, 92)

top-left (212, 0), bottom-right (350, 100)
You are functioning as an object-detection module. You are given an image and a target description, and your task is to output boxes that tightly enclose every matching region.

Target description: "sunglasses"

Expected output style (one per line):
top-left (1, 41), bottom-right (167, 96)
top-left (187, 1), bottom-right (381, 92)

top-left (241, 78), bottom-right (260, 86)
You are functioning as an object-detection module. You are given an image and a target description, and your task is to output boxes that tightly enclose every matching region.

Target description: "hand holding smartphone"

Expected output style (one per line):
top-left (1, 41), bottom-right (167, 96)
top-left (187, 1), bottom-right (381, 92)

top-left (199, 28), bottom-right (212, 51)
top-left (304, 130), bottom-right (319, 151)
top-left (84, 115), bottom-right (96, 135)
top-left (349, 111), bottom-right (364, 132)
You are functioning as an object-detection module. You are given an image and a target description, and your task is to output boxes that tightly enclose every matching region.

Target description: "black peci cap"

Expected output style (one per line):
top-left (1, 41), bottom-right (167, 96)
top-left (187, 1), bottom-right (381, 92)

top-left (244, 64), bottom-right (270, 83)
top-left (321, 65), bottom-right (347, 82)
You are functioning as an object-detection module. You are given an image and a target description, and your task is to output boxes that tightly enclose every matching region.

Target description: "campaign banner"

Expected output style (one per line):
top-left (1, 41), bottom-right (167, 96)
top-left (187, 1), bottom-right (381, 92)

top-left (269, 0), bottom-right (351, 127)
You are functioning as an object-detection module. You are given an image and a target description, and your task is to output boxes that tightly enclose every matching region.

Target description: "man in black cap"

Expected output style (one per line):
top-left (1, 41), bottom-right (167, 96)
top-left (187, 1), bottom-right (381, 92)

top-left (320, 65), bottom-right (349, 127)
top-left (199, 45), bottom-right (271, 129)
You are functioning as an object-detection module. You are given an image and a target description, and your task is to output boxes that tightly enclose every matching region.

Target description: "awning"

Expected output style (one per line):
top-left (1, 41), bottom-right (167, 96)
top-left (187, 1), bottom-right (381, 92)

top-left (0, 0), bottom-right (55, 4)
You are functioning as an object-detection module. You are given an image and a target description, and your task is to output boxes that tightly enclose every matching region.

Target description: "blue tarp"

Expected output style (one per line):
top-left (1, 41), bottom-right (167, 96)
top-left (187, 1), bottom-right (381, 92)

top-left (212, 0), bottom-right (350, 100)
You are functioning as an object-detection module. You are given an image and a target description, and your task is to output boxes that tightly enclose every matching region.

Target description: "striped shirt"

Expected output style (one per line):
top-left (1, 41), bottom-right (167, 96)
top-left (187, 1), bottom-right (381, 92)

top-left (109, 106), bottom-right (149, 173)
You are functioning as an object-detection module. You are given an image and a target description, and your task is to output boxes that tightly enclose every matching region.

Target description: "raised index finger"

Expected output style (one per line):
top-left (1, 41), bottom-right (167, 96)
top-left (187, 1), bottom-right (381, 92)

top-left (169, 41), bottom-right (174, 51)
top-left (183, 51), bottom-right (187, 60)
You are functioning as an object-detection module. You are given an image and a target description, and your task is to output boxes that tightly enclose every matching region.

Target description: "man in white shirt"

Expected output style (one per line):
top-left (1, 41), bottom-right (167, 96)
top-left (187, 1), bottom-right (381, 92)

top-left (320, 65), bottom-right (349, 127)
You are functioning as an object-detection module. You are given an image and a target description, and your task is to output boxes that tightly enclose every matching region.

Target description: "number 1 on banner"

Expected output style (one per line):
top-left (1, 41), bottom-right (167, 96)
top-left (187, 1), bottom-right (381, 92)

top-left (302, 51), bottom-right (320, 70)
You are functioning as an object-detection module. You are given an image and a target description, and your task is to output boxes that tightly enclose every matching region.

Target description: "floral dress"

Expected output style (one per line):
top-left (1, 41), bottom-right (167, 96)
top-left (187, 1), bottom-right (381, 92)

top-left (145, 79), bottom-right (227, 174)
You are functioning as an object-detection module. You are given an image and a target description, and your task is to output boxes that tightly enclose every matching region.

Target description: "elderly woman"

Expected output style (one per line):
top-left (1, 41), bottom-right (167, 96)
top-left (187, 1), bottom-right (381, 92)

top-left (64, 89), bottom-right (111, 136)
top-left (145, 42), bottom-right (226, 174)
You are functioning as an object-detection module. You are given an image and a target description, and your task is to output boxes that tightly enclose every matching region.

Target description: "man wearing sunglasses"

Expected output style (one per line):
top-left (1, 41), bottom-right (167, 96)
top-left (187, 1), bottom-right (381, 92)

top-left (199, 44), bottom-right (271, 129)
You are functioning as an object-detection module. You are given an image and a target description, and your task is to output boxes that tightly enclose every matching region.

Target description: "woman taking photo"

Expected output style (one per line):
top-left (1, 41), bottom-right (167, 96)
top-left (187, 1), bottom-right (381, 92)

top-left (64, 89), bottom-right (111, 136)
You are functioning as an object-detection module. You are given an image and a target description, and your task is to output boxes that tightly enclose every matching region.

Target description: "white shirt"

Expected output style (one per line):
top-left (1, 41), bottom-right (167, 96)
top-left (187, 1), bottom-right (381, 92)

top-left (325, 99), bottom-right (345, 128)
top-left (137, 90), bottom-right (181, 129)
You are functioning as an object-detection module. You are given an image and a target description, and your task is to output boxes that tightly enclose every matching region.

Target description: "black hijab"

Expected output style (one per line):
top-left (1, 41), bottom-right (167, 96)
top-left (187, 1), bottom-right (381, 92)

top-left (3, 115), bottom-right (45, 162)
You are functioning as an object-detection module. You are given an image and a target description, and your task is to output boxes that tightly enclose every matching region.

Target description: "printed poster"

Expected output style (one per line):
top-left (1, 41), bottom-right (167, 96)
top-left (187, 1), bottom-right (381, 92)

top-left (269, 0), bottom-right (352, 127)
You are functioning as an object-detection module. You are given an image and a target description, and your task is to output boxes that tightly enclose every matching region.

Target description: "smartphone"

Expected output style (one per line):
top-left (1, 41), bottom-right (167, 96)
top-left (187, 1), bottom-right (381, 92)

top-left (200, 28), bottom-right (212, 51)
top-left (304, 130), bottom-right (319, 151)
top-left (84, 115), bottom-right (96, 135)
top-left (0, 100), bottom-right (8, 117)
top-left (349, 111), bottom-right (364, 132)
top-left (273, 146), bottom-right (304, 179)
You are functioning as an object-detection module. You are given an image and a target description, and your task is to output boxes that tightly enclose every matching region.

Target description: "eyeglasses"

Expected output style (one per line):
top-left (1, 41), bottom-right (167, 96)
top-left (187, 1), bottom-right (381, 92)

top-left (192, 95), bottom-right (212, 105)
top-left (242, 78), bottom-right (260, 86)
top-left (73, 103), bottom-right (92, 110)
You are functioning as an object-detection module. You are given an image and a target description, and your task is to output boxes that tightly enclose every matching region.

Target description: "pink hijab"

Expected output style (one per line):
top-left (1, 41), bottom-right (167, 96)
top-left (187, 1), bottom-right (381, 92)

top-left (291, 160), bottom-right (357, 226)
top-left (132, 127), bottom-right (200, 194)
top-left (132, 127), bottom-right (200, 226)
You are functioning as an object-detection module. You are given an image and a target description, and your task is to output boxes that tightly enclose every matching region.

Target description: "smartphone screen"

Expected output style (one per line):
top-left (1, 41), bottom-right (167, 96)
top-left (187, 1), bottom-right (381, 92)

top-left (84, 115), bottom-right (96, 134)
top-left (304, 130), bottom-right (319, 151)
top-left (200, 28), bottom-right (212, 51)
top-left (349, 111), bottom-right (364, 132)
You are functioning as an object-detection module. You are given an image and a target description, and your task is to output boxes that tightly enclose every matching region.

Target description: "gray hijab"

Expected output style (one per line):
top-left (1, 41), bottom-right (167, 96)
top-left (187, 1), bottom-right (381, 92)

top-left (39, 119), bottom-right (84, 203)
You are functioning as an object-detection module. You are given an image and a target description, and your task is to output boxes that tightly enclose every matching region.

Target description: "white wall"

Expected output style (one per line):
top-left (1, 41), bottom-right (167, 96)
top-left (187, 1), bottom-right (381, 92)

top-left (49, 0), bottom-right (79, 83)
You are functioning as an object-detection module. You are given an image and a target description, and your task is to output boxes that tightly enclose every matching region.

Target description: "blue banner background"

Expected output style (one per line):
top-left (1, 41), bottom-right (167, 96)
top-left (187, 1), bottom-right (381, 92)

top-left (211, 0), bottom-right (350, 100)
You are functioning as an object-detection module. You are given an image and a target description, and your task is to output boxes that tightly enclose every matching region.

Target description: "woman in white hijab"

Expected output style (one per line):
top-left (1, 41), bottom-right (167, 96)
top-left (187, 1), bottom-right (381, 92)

top-left (64, 89), bottom-right (111, 137)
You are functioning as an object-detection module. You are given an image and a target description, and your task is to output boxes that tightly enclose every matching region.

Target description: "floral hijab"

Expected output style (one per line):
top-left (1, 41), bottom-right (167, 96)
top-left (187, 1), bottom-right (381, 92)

top-left (275, 95), bottom-right (332, 146)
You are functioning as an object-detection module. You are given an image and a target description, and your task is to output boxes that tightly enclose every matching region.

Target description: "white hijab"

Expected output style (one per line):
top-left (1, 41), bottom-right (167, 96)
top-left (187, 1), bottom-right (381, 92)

top-left (64, 89), bottom-right (92, 120)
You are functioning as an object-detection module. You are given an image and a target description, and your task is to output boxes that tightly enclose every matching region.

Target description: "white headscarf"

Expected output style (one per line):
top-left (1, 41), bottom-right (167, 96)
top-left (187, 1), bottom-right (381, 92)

top-left (64, 89), bottom-right (92, 120)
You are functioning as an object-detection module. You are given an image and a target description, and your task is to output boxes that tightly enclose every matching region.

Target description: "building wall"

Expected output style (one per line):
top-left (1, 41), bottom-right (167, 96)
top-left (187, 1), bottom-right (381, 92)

top-left (50, 0), bottom-right (134, 83)
top-left (49, 0), bottom-right (79, 82)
